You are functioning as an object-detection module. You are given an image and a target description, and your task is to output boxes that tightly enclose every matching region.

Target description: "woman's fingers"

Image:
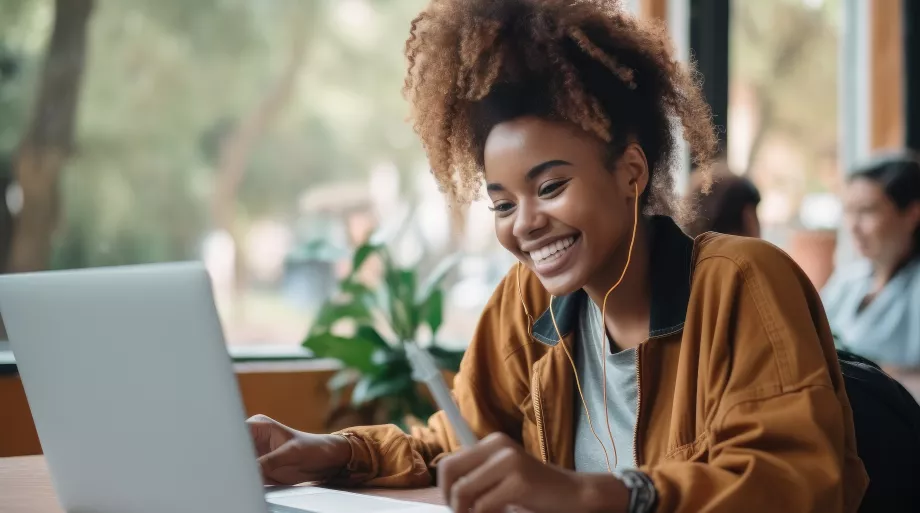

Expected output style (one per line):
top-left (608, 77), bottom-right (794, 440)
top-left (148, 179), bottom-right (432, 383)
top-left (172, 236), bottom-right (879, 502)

top-left (246, 414), bottom-right (277, 456)
top-left (449, 446), bottom-right (522, 513)
top-left (468, 476), bottom-right (529, 513)
top-left (257, 437), bottom-right (324, 481)
top-left (438, 433), bottom-right (522, 509)
top-left (439, 433), bottom-right (513, 499)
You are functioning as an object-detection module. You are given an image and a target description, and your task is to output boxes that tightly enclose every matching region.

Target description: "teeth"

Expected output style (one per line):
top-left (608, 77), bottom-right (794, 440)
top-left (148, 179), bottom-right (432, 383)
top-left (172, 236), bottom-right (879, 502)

top-left (531, 236), bottom-right (576, 263)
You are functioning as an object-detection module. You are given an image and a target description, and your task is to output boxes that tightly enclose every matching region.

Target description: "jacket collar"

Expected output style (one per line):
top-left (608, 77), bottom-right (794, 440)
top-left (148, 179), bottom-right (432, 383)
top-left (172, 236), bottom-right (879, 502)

top-left (531, 215), bottom-right (695, 346)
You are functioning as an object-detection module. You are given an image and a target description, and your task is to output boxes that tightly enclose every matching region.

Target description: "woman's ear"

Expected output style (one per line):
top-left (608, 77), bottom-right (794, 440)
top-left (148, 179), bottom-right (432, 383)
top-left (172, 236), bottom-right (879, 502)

top-left (618, 142), bottom-right (649, 197)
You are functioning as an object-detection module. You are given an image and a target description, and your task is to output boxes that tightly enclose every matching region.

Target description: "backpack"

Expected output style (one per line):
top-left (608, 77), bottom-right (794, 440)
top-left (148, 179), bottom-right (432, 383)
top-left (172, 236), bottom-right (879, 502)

top-left (837, 349), bottom-right (920, 512)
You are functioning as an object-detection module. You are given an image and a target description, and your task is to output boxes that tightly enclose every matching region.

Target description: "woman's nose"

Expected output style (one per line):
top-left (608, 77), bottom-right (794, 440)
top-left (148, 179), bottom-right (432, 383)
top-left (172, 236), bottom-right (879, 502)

top-left (512, 200), bottom-right (548, 239)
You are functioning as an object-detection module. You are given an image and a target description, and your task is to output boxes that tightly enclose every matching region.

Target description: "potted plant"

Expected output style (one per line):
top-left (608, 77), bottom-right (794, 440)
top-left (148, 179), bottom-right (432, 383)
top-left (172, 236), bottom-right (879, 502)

top-left (302, 241), bottom-right (466, 431)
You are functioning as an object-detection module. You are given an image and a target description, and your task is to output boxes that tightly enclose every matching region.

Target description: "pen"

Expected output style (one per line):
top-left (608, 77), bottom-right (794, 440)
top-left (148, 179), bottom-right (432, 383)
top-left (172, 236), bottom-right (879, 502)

top-left (405, 342), bottom-right (478, 448)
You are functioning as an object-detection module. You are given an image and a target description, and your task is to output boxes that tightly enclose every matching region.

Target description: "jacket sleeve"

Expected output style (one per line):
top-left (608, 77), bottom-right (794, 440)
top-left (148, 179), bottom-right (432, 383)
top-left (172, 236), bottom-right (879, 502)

top-left (329, 274), bottom-right (531, 488)
top-left (642, 245), bottom-right (868, 513)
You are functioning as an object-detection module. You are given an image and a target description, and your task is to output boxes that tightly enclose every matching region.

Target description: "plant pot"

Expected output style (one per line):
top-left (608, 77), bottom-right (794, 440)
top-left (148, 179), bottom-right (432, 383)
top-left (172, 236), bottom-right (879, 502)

top-left (787, 229), bottom-right (837, 290)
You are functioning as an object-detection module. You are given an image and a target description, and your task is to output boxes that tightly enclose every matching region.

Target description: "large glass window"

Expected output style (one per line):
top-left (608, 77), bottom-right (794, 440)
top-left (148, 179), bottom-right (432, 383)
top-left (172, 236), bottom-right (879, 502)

top-left (728, 0), bottom-right (842, 247)
top-left (0, 0), bottom-right (848, 348)
top-left (1, 0), bottom-right (518, 348)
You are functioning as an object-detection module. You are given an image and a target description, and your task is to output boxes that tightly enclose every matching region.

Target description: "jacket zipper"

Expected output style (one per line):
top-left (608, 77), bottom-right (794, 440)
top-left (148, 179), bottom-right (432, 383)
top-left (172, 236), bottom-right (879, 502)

top-left (632, 344), bottom-right (642, 467)
top-left (633, 326), bottom-right (683, 467)
top-left (531, 364), bottom-right (548, 464)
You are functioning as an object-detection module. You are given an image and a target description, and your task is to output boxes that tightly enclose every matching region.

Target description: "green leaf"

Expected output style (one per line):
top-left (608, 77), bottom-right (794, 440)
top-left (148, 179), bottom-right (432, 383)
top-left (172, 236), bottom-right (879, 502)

top-left (427, 345), bottom-right (465, 372)
top-left (340, 280), bottom-right (381, 319)
top-left (387, 269), bottom-right (417, 303)
top-left (373, 276), bottom-right (392, 325)
top-left (308, 300), bottom-right (373, 337)
top-left (369, 348), bottom-right (412, 372)
top-left (413, 254), bottom-right (458, 337)
top-left (329, 300), bottom-right (373, 323)
top-left (302, 333), bottom-right (380, 374)
top-left (385, 268), bottom-right (418, 340)
top-left (356, 326), bottom-right (391, 350)
top-left (374, 348), bottom-right (411, 371)
top-left (415, 253), bottom-right (461, 305)
top-left (351, 372), bottom-right (414, 407)
top-left (341, 279), bottom-right (374, 300)
top-left (419, 288), bottom-right (443, 334)
top-left (351, 242), bottom-right (383, 274)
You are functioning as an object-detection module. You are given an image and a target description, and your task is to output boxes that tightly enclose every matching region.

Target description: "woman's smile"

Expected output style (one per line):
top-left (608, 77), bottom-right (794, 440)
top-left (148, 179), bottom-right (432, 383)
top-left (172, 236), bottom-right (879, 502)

top-left (526, 234), bottom-right (582, 276)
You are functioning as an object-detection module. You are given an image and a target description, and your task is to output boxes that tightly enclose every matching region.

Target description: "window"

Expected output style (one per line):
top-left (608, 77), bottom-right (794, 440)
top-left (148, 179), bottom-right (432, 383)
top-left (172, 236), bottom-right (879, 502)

top-left (728, 0), bottom-right (842, 245)
top-left (1, 0), bottom-right (515, 347)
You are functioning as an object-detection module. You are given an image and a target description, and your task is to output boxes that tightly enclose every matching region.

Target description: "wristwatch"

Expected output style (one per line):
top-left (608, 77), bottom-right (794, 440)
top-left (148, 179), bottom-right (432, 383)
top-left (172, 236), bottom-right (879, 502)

top-left (616, 469), bottom-right (658, 513)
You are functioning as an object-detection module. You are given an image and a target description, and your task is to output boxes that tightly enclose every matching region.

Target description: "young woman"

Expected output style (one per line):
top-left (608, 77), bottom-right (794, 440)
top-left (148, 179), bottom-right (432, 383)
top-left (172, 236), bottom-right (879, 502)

top-left (248, 1), bottom-right (867, 511)
top-left (822, 153), bottom-right (920, 369)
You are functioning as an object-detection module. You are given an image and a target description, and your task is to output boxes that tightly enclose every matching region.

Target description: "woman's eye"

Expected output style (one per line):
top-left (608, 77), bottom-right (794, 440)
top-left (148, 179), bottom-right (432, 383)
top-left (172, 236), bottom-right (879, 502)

top-left (539, 179), bottom-right (570, 197)
top-left (489, 202), bottom-right (515, 215)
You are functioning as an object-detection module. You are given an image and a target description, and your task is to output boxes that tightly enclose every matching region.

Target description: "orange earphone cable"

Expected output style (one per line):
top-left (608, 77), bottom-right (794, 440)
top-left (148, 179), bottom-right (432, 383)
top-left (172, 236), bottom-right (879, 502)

top-left (550, 298), bottom-right (613, 473)
top-left (516, 263), bottom-right (535, 331)
top-left (596, 181), bottom-right (640, 470)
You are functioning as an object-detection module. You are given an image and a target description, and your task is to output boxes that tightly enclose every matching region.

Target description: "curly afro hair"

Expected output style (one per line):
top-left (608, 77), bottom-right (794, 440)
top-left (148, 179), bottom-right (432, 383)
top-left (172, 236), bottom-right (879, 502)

top-left (403, 0), bottom-right (717, 221)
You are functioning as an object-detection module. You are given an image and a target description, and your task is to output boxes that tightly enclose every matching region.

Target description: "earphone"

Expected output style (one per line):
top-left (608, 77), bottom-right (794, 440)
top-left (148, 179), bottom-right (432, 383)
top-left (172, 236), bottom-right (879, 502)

top-left (517, 180), bottom-right (640, 473)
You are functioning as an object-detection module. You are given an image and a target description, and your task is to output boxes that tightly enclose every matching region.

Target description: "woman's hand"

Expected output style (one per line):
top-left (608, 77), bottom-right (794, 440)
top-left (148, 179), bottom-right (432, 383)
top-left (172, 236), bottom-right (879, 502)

top-left (438, 432), bottom-right (629, 513)
top-left (246, 414), bottom-right (352, 486)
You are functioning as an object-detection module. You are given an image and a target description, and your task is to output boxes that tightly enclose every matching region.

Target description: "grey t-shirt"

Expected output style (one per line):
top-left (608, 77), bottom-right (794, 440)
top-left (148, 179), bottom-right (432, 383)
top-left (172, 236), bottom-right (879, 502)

top-left (822, 259), bottom-right (920, 367)
top-left (573, 299), bottom-right (639, 473)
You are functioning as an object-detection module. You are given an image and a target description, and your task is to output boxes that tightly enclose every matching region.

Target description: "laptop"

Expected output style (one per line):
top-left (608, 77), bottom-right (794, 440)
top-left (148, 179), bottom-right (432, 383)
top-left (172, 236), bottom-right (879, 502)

top-left (0, 263), bottom-right (449, 513)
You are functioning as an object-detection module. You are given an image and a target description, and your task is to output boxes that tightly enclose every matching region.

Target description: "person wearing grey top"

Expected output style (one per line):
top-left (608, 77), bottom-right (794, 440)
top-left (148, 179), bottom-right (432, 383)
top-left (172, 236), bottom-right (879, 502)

top-left (822, 153), bottom-right (920, 369)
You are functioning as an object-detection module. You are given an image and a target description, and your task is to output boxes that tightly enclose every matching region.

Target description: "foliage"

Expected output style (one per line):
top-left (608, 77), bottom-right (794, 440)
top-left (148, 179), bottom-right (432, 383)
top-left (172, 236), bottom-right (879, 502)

top-left (302, 240), bottom-right (465, 428)
top-left (731, 0), bottom-right (839, 191)
top-left (0, 0), bottom-right (428, 269)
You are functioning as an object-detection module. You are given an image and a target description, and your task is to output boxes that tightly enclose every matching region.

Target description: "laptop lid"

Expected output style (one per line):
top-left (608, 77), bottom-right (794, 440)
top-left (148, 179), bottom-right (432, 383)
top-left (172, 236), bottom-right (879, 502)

top-left (0, 263), bottom-right (268, 513)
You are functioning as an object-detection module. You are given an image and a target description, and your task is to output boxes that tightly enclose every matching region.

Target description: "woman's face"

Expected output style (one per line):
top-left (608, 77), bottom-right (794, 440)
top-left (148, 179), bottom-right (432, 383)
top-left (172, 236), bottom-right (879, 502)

top-left (483, 116), bottom-right (647, 296)
top-left (844, 178), bottom-right (920, 265)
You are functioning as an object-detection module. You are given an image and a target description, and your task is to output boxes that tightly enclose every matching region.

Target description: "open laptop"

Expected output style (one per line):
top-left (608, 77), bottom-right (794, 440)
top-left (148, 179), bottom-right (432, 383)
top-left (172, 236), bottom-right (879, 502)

top-left (0, 262), bottom-right (449, 513)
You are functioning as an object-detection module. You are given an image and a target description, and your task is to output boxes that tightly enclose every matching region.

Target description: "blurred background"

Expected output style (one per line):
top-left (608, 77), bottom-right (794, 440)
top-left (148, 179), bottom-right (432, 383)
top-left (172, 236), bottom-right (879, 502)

top-left (1, 0), bottom-right (896, 348)
top-left (0, 0), bottom-right (516, 350)
top-left (1, 0), bottom-right (918, 454)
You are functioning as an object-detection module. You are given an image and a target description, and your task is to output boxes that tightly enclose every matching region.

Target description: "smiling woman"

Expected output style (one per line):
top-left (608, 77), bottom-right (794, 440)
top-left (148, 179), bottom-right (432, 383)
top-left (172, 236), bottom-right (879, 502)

top-left (242, 1), bottom-right (870, 512)
top-left (483, 118), bottom-right (648, 298)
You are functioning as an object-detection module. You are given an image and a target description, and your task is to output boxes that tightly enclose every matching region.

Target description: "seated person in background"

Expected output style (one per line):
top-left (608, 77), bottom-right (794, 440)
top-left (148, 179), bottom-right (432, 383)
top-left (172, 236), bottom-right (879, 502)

top-left (822, 152), bottom-right (920, 369)
top-left (684, 162), bottom-right (761, 238)
top-left (248, 1), bottom-right (868, 512)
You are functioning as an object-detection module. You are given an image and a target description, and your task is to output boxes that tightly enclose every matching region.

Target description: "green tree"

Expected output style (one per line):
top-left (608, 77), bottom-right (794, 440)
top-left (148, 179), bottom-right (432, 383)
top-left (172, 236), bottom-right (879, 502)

top-left (5, 0), bottom-right (94, 273)
top-left (1, 0), bottom-right (430, 276)
top-left (731, 0), bottom-right (839, 183)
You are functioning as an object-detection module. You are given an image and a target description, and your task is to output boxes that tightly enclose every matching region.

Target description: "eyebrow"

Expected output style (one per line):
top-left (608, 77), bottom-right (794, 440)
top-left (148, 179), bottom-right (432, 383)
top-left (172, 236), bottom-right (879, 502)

top-left (486, 160), bottom-right (573, 192)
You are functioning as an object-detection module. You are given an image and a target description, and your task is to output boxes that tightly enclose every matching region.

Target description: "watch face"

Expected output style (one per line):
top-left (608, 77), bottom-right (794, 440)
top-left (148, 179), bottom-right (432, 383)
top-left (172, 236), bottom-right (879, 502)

top-left (618, 470), bottom-right (657, 513)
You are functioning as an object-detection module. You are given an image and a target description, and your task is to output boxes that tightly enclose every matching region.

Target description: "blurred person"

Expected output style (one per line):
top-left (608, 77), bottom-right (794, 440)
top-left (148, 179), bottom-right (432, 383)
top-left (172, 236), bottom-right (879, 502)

top-left (822, 153), bottom-right (920, 369)
top-left (684, 162), bottom-right (761, 238)
top-left (244, 1), bottom-right (869, 512)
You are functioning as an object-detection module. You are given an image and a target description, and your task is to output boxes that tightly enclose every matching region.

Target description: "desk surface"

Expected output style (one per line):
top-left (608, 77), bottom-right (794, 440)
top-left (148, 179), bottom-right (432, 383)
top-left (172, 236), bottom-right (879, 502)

top-left (0, 456), bottom-right (444, 513)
